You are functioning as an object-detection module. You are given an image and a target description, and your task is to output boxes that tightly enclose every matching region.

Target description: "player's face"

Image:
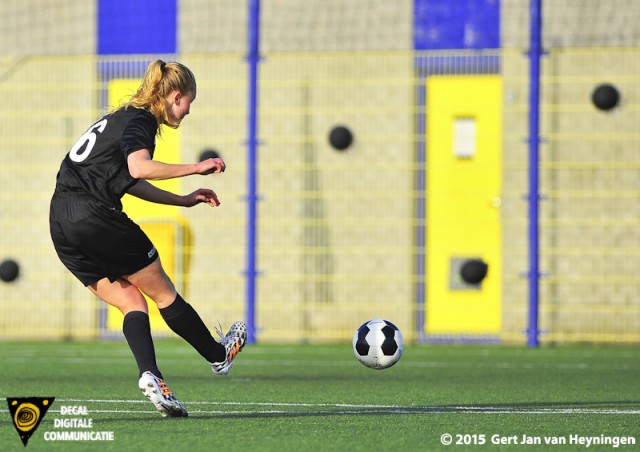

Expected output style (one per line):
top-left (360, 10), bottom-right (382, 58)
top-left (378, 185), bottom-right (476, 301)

top-left (167, 90), bottom-right (195, 125)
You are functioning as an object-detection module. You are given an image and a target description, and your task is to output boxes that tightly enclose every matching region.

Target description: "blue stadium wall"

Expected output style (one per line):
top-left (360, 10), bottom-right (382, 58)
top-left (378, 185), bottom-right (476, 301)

top-left (97, 0), bottom-right (499, 53)
top-left (414, 0), bottom-right (500, 50)
top-left (98, 0), bottom-right (177, 54)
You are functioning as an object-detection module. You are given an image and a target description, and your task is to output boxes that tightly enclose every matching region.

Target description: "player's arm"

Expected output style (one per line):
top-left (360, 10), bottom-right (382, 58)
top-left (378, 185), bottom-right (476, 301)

top-left (127, 179), bottom-right (220, 207)
top-left (127, 149), bottom-right (225, 180)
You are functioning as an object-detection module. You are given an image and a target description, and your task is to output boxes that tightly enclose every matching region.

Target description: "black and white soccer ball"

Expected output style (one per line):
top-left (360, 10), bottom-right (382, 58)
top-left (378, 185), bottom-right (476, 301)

top-left (352, 319), bottom-right (404, 369)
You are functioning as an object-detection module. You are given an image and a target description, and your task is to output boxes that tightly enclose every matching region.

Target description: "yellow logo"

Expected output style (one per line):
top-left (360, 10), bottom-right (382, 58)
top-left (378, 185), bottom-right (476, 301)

top-left (7, 397), bottom-right (55, 447)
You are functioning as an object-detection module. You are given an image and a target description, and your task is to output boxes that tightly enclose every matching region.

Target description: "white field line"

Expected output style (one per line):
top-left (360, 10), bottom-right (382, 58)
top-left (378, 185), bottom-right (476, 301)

top-left (0, 400), bottom-right (637, 415)
top-left (2, 356), bottom-right (639, 370)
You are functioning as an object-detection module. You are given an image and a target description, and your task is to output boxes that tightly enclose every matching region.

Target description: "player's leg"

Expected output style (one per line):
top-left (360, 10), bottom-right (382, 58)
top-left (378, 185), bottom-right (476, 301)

top-left (88, 276), bottom-right (162, 377)
top-left (124, 258), bottom-right (247, 374)
top-left (88, 277), bottom-right (187, 417)
top-left (124, 258), bottom-right (226, 363)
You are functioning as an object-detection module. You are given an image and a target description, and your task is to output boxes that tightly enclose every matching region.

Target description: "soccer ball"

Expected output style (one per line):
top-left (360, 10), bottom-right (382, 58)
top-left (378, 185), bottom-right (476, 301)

top-left (352, 319), bottom-right (404, 369)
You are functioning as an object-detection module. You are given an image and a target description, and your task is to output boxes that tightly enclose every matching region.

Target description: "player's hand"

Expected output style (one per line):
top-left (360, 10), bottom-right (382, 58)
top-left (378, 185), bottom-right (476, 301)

top-left (184, 188), bottom-right (220, 207)
top-left (195, 158), bottom-right (226, 175)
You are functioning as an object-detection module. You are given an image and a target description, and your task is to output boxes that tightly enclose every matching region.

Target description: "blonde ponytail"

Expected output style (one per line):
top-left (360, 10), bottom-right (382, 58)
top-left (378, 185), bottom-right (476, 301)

top-left (124, 60), bottom-right (197, 131)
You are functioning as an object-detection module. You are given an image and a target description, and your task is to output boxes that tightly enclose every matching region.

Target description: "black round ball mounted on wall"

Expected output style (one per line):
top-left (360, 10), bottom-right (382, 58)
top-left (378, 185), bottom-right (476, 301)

top-left (0, 259), bottom-right (20, 283)
top-left (328, 125), bottom-right (354, 151)
top-left (591, 83), bottom-right (620, 111)
top-left (199, 148), bottom-right (221, 162)
top-left (460, 259), bottom-right (488, 285)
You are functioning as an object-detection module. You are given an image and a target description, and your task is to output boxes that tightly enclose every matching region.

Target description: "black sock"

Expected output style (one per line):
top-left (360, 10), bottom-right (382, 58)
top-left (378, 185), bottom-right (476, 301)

top-left (159, 294), bottom-right (226, 363)
top-left (122, 311), bottom-right (162, 379)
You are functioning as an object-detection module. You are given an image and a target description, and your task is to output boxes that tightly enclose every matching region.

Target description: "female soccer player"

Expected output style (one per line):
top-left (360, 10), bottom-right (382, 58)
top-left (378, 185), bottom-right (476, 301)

top-left (49, 60), bottom-right (246, 418)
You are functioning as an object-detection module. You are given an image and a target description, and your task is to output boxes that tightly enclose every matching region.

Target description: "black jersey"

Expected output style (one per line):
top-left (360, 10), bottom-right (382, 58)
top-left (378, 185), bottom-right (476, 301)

top-left (54, 107), bottom-right (158, 210)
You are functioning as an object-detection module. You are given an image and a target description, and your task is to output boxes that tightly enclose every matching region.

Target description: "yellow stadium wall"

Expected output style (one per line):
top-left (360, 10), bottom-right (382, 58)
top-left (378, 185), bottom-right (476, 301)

top-left (2, 50), bottom-right (640, 343)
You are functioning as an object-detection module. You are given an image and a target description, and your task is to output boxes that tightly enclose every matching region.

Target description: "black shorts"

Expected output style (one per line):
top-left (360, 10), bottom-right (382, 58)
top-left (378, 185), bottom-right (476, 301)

top-left (49, 192), bottom-right (159, 286)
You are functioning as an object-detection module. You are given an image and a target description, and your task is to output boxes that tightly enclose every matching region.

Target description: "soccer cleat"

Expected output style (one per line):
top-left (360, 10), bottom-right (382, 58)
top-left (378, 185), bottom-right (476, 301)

top-left (138, 371), bottom-right (188, 418)
top-left (210, 321), bottom-right (248, 375)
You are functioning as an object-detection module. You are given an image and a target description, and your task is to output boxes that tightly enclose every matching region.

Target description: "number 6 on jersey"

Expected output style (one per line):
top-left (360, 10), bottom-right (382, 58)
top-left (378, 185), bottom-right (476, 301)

top-left (69, 118), bottom-right (108, 163)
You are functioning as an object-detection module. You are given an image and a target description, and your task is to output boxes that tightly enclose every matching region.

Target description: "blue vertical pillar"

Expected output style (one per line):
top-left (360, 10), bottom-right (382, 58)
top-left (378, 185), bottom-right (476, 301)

top-left (527, 0), bottom-right (542, 347)
top-left (245, 0), bottom-right (261, 344)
